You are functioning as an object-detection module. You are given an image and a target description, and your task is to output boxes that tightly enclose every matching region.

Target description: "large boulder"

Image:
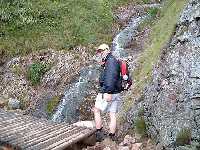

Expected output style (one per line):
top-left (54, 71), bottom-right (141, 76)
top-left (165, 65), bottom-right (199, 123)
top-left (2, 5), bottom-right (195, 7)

top-left (127, 0), bottom-right (200, 149)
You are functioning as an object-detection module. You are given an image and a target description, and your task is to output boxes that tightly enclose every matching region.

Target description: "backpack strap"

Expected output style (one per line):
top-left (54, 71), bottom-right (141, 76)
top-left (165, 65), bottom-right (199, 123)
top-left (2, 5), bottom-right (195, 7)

top-left (121, 61), bottom-right (127, 76)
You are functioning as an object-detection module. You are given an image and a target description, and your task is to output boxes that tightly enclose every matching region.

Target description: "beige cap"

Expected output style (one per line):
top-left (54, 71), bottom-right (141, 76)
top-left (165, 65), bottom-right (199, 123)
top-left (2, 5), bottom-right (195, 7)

top-left (97, 44), bottom-right (110, 51)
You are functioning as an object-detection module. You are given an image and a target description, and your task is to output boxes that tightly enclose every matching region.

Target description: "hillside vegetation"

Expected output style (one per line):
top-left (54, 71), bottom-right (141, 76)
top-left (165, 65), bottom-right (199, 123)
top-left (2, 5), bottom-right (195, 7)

top-left (123, 0), bottom-right (188, 112)
top-left (0, 0), bottom-right (136, 58)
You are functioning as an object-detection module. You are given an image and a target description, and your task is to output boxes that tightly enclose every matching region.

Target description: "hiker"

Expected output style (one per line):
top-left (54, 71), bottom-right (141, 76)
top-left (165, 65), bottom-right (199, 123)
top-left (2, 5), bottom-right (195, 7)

top-left (93, 43), bottom-right (123, 142)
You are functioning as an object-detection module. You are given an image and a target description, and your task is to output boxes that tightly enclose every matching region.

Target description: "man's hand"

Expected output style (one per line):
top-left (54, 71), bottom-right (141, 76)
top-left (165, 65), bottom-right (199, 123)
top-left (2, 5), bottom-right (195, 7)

top-left (104, 93), bottom-right (112, 102)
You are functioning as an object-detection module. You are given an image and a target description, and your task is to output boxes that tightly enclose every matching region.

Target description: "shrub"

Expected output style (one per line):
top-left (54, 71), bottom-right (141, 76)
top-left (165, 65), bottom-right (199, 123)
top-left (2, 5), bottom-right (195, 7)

top-left (176, 128), bottom-right (191, 146)
top-left (135, 117), bottom-right (147, 136)
top-left (27, 62), bottom-right (50, 86)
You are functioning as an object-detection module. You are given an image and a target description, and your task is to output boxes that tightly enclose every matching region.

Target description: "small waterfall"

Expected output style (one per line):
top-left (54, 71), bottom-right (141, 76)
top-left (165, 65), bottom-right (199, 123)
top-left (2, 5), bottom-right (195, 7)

top-left (112, 15), bottom-right (148, 59)
top-left (52, 65), bottom-right (99, 123)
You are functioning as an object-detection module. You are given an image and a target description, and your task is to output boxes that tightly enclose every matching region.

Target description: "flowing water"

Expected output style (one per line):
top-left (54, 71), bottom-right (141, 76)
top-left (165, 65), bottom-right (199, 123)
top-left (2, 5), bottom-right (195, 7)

top-left (51, 65), bottom-right (99, 123)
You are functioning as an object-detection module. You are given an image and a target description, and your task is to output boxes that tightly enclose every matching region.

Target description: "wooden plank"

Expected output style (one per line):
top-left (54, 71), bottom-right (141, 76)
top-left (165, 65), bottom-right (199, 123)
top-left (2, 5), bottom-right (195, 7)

top-left (0, 122), bottom-right (36, 139)
top-left (0, 109), bottom-right (95, 150)
top-left (26, 126), bottom-right (84, 150)
top-left (0, 118), bottom-right (39, 134)
top-left (22, 125), bottom-right (76, 149)
top-left (0, 110), bottom-right (51, 125)
top-left (12, 123), bottom-right (70, 146)
top-left (51, 129), bottom-right (94, 150)
top-left (0, 112), bottom-right (30, 120)
top-left (43, 128), bottom-right (92, 150)
top-left (0, 121), bottom-right (49, 142)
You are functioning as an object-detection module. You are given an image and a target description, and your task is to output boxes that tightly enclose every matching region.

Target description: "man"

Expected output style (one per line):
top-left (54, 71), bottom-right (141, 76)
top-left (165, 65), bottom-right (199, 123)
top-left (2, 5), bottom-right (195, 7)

top-left (93, 43), bottom-right (122, 142)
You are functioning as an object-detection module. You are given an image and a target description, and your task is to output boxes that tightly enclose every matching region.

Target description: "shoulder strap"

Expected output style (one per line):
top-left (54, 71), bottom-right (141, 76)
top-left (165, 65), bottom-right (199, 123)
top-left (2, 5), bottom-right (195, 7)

top-left (121, 61), bottom-right (127, 76)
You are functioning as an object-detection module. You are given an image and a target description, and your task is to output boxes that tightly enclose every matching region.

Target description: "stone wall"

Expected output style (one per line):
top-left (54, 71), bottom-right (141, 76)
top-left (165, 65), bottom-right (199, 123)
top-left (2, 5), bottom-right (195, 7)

top-left (127, 0), bottom-right (200, 149)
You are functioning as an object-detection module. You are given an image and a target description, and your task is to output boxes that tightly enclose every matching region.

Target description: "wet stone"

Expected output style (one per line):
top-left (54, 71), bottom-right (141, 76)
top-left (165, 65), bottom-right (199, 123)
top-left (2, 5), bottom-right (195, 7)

top-left (8, 98), bottom-right (20, 109)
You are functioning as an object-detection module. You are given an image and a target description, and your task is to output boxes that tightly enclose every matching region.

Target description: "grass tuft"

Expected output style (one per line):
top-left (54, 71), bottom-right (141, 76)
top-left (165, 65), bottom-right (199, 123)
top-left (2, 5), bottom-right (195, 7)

top-left (147, 8), bottom-right (159, 18)
top-left (176, 128), bottom-right (191, 146)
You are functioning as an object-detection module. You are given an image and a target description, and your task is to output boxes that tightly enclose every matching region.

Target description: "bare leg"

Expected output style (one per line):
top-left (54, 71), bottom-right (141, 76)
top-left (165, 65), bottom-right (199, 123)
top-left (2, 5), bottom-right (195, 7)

top-left (93, 107), bottom-right (102, 129)
top-left (109, 112), bottom-right (117, 134)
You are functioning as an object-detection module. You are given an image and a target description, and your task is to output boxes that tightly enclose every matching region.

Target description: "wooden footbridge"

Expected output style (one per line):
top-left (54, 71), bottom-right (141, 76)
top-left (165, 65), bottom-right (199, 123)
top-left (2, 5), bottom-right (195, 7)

top-left (0, 109), bottom-right (96, 150)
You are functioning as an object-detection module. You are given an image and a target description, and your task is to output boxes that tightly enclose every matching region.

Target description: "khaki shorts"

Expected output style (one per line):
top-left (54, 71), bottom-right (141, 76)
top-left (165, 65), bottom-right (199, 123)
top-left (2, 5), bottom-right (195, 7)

top-left (95, 93), bottom-right (121, 113)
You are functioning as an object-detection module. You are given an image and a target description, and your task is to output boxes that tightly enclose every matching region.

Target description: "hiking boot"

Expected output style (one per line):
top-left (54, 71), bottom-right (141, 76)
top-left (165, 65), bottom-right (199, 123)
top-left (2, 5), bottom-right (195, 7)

top-left (108, 133), bottom-right (117, 142)
top-left (95, 129), bottom-right (105, 142)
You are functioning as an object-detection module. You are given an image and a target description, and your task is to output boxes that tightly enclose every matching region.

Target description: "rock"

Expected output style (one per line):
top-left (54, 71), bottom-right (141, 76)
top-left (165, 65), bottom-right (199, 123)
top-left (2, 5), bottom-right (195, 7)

top-left (8, 98), bottom-right (20, 109)
top-left (73, 121), bottom-right (95, 128)
top-left (81, 134), bottom-right (96, 147)
top-left (122, 135), bottom-right (136, 146)
top-left (177, 0), bottom-right (200, 47)
top-left (155, 143), bottom-right (164, 150)
top-left (118, 146), bottom-right (129, 150)
top-left (131, 143), bottom-right (142, 150)
top-left (0, 97), bottom-right (7, 108)
top-left (102, 138), bottom-right (118, 150)
top-left (0, 101), bottom-right (5, 108)
top-left (0, 146), bottom-right (13, 150)
top-left (103, 147), bottom-right (111, 150)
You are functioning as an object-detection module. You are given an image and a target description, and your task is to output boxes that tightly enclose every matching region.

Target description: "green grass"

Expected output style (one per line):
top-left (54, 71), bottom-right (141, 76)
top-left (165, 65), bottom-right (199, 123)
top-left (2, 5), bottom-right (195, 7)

top-left (122, 0), bottom-right (188, 113)
top-left (0, 0), bottom-right (140, 58)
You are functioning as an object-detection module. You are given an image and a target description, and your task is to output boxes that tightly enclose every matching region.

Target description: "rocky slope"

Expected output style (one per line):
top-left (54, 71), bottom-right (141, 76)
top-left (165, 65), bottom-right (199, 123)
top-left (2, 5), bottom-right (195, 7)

top-left (0, 48), bottom-right (91, 118)
top-left (127, 0), bottom-right (200, 149)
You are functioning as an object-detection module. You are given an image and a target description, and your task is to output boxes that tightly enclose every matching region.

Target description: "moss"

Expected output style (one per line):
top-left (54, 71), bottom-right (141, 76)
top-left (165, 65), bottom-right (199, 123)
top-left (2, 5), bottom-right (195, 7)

top-left (135, 117), bottom-right (147, 136)
top-left (176, 128), bottom-right (191, 146)
top-left (46, 96), bottom-right (60, 115)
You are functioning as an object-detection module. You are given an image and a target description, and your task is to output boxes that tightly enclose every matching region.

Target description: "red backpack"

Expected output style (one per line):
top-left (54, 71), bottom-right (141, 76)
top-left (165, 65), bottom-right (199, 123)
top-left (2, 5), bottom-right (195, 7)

top-left (119, 60), bottom-right (132, 91)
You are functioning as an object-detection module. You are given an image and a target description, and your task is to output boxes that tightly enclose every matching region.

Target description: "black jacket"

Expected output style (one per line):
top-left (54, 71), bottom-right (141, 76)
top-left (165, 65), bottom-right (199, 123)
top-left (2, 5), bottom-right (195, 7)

top-left (99, 53), bottom-right (122, 94)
